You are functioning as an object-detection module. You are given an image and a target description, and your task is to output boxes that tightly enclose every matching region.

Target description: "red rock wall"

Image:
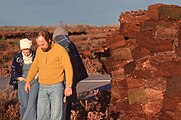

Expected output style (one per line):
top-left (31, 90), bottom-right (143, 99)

top-left (106, 3), bottom-right (181, 120)
top-left (119, 10), bottom-right (150, 39)
top-left (148, 3), bottom-right (181, 21)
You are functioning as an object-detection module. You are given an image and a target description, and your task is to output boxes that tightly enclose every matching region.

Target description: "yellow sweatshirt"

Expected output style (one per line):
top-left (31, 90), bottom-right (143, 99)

top-left (26, 42), bottom-right (73, 86)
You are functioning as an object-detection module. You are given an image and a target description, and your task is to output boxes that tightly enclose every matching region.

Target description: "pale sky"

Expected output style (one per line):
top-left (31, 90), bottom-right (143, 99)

top-left (0, 0), bottom-right (181, 26)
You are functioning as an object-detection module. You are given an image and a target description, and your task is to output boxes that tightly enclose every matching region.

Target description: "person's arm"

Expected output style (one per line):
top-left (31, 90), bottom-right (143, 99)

top-left (9, 53), bottom-right (22, 90)
top-left (61, 48), bottom-right (73, 86)
top-left (11, 54), bottom-right (22, 80)
top-left (25, 51), bottom-right (39, 93)
top-left (61, 47), bottom-right (73, 96)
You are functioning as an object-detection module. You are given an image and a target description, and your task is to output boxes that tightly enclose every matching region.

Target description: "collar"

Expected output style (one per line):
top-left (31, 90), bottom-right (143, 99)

top-left (51, 41), bottom-right (55, 48)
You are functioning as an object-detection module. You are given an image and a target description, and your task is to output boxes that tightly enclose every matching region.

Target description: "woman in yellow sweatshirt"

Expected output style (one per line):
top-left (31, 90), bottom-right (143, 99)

top-left (25, 31), bottom-right (73, 120)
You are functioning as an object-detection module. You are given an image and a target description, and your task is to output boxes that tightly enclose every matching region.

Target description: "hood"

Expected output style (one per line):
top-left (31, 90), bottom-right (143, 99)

top-left (53, 25), bottom-right (68, 39)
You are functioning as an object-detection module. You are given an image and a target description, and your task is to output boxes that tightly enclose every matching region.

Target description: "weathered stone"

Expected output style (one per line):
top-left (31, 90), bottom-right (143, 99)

top-left (131, 45), bottom-right (151, 61)
top-left (110, 39), bottom-right (126, 50)
top-left (166, 76), bottom-right (181, 97)
top-left (155, 61), bottom-right (181, 77)
top-left (137, 20), bottom-right (177, 53)
top-left (128, 88), bottom-right (148, 105)
top-left (143, 101), bottom-right (162, 115)
top-left (106, 32), bottom-right (126, 50)
top-left (124, 61), bottom-right (136, 75)
top-left (162, 96), bottom-right (181, 111)
top-left (107, 3), bottom-right (181, 120)
top-left (111, 87), bottom-right (127, 100)
top-left (126, 77), bottom-right (145, 89)
top-left (103, 59), bottom-right (128, 73)
top-left (142, 89), bottom-right (163, 115)
top-left (148, 3), bottom-right (181, 21)
top-left (110, 47), bottom-right (133, 60)
top-left (119, 10), bottom-right (150, 38)
top-left (176, 23), bottom-right (181, 56)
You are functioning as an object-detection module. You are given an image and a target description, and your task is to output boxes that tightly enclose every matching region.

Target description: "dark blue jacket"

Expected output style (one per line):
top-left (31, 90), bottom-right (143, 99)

top-left (54, 35), bottom-right (88, 85)
top-left (9, 50), bottom-right (36, 90)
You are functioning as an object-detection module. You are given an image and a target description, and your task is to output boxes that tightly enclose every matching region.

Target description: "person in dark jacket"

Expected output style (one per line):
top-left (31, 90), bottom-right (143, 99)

top-left (9, 38), bottom-right (39, 120)
top-left (53, 25), bottom-right (88, 120)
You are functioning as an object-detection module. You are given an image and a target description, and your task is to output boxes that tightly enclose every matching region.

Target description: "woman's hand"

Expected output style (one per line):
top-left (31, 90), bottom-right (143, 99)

top-left (24, 82), bottom-right (30, 93)
top-left (17, 77), bottom-right (25, 81)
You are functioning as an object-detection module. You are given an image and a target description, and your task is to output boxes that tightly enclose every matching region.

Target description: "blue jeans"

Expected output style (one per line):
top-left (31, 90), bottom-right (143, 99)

top-left (18, 79), bottom-right (39, 120)
top-left (37, 82), bottom-right (64, 120)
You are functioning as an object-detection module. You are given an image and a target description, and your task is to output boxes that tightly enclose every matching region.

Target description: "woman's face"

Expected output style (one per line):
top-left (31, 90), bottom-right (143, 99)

top-left (22, 49), bottom-right (31, 56)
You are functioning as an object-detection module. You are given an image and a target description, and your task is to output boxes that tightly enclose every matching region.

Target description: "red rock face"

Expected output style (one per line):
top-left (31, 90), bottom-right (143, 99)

top-left (137, 20), bottom-right (178, 53)
top-left (176, 23), bottom-right (181, 56)
top-left (148, 3), bottom-right (181, 21)
top-left (119, 10), bottom-right (150, 39)
top-left (106, 3), bottom-right (181, 120)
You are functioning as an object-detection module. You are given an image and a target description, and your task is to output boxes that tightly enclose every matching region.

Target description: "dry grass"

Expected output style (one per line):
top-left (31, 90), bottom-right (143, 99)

top-left (0, 88), bottom-right (110, 120)
top-left (0, 88), bottom-right (20, 120)
top-left (0, 24), bottom-right (118, 33)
